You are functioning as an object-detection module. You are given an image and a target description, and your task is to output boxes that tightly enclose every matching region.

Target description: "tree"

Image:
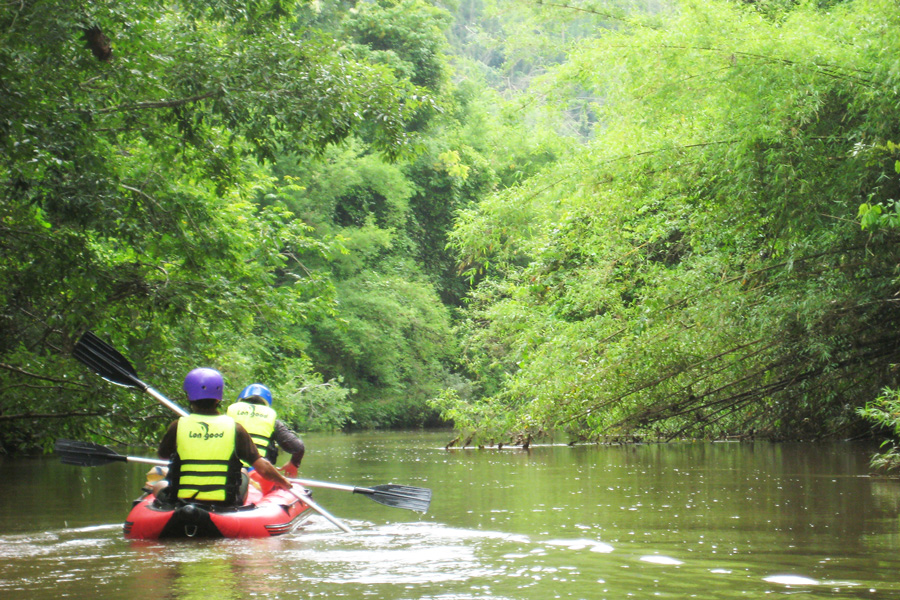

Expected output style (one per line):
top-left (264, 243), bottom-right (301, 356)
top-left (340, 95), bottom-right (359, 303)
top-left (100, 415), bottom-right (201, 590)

top-left (343, 0), bottom-right (453, 92)
top-left (0, 0), bottom-right (430, 451)
top-left (437, 0), bottom-right (900, 445)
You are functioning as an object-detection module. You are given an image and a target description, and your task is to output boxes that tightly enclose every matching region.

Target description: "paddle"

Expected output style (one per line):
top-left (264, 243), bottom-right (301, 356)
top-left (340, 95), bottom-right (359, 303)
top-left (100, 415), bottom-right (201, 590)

top-left (71, 331), bottom-right (433, 519)
top-left (55, 438), bottom-right (166, 467)
top-left (288, 489), bottom-right (352, 533)
top-left (288, 478), bottom-right (432, 514)
top-left (55, 439), bottom-right (354, 532)
top-left (73, 331), bottom-right (189, 417)
top-left (56, 439), bottom-right (431, 514)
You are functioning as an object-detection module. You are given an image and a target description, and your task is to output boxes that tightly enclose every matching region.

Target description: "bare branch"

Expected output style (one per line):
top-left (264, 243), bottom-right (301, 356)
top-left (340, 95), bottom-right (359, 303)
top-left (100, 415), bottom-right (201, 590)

top-left (94, 90), bottom-right (222, 114)
top-left (0, 362), bottom-right (86, 386)
top-left (0, 411), bottom-right (106, 422)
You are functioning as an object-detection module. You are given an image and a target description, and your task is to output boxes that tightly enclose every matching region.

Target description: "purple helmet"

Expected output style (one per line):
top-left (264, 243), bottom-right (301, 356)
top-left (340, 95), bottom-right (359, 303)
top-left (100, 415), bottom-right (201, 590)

top-left (183, 368), bottom-right (224, 402)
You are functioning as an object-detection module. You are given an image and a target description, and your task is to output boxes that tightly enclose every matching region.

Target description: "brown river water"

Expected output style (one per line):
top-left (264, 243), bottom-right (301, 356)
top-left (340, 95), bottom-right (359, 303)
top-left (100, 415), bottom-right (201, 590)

top-left (1, 431), bottom-right (899, 599)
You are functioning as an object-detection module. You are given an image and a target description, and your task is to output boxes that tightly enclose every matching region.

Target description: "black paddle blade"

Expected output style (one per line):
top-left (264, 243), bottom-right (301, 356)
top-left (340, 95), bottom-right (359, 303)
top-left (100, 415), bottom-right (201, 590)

top-left (366, 484), bottom-right (432, 513)
top-left (73, 331), bottom-right (146, 390)
top-left (54, 439), bottom-right (128, 467)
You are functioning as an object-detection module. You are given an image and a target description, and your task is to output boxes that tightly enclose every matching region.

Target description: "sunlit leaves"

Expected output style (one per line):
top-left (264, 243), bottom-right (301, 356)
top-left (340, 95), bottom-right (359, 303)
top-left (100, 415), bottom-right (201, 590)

top-left (857, 388), bottom-right (900, 472)
top-left (441, 0), bottom-right (900, 445)
top-left (0, 0), bottom-right (429, 450)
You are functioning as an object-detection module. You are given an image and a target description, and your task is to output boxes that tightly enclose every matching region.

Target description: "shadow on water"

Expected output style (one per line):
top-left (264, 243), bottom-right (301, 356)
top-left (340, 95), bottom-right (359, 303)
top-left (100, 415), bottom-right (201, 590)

top-left (2, 434), bottom-right (900, 599)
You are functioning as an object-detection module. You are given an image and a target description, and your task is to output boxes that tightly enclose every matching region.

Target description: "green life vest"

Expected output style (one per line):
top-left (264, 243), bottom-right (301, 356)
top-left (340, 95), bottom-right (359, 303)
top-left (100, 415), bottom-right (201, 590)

top-left (227, 401), bottom-right (277, 463)
top-left (173, 414), bottom-right (239, 503)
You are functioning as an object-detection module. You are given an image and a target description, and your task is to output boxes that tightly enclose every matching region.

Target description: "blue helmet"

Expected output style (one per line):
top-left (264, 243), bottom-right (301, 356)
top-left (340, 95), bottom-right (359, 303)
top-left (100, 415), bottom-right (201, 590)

top-left (238, 383), bottom-right (273, 406)
top-left (183, 368), bottom-right (224, 402)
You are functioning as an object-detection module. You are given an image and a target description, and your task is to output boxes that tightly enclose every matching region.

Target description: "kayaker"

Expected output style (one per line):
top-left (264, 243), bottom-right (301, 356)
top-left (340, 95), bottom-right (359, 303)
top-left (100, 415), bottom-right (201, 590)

top-left (152, 368), bottom-right (292, 505)
top-left (227, 383), bottom-right (305, 478)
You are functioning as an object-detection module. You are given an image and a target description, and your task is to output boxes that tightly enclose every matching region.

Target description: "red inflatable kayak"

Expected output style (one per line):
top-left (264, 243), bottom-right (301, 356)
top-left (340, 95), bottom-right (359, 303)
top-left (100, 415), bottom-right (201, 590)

top-left (124, 478), bottom-right (311, 539)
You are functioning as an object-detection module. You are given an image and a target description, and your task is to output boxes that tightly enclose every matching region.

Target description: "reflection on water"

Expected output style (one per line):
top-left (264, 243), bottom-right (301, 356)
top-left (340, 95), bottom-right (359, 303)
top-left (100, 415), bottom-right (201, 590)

top-left (1, 434), bottom-right (899, 599)
top-left (3, 519), bottom-right (894, 599)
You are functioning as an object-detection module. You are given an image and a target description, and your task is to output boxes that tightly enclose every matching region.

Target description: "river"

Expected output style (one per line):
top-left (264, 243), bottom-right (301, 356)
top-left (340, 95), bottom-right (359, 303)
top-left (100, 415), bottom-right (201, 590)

top-left (1, 431), bottom-right (898, 599)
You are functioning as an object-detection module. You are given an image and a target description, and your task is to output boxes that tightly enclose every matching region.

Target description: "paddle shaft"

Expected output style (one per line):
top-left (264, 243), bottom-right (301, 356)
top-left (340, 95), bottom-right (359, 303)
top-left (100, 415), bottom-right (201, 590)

top-left (74, 331), bottom-right (189, 416)
top-left (122, 455), bottom-right (166, 466)
top-left (148, 387), bottom-right (188, 417)
top-left (288, 489), bottom-right (352, 533)
top-left (289, 478), bottom-right (363, 494)
top-left (64, 446), bottom-right (406, 503)
top-left (66, 447), bottom-right (167, 467)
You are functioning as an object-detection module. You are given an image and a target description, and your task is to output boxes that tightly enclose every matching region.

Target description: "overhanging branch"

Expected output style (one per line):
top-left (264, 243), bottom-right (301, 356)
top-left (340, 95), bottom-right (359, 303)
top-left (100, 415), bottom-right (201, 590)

top-left (0, 411), bottom-right (106, 422)
top-left (0, 362), bottom-right (88, 387)
top-left (94, 90), bottom-right (222, 114)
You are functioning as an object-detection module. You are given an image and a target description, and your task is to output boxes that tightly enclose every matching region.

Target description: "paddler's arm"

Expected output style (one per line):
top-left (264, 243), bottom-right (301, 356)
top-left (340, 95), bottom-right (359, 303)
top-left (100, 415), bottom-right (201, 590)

top-left (251, 456), bottom-right (292, 490)
top-left (235, 422), bottom-right (292, 490)
top-left (157, 421), bottom-right (179, 460)
top-left (273, 419), bottom-right (305, 477)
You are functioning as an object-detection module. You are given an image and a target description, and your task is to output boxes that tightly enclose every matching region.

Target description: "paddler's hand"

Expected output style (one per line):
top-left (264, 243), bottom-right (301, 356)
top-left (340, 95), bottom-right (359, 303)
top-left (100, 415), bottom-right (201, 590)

top-left (269, 464), bottom-right (293, 490)
top-left (252, 456), bottom-right (293, 491)
top-left (280, 462), bottom-right (298, 478)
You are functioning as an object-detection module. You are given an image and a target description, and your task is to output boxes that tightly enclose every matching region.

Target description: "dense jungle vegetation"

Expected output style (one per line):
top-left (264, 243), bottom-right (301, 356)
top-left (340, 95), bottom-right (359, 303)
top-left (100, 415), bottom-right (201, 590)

top-left (2, 0), bottom-right (900, 466)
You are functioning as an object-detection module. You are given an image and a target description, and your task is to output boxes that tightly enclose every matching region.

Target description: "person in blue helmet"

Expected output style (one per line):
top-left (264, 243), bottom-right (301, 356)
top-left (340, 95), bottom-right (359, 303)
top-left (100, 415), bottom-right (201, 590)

top-left (227, 383), bottom-right (305, 478)
top-left (153, 368), bottom-right (291, 506)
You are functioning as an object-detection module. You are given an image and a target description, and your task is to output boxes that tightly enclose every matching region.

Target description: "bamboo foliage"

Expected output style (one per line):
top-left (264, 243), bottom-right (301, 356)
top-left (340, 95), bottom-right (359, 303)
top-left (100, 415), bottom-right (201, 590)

top-left (437, 0), bottom-right (900, 444)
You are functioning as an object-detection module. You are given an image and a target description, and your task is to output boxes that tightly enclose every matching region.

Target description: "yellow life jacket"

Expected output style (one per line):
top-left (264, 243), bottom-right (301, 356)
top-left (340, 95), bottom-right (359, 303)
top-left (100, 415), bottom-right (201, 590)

top-left (173, 414), bottom-right (239, 503)
top-left (227, 401), bottom-right (278, 463)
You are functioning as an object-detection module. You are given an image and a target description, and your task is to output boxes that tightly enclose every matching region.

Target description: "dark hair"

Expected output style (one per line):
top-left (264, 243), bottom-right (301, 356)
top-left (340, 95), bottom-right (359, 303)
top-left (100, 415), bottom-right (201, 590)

top-left (191, 398), bottom-right (220, 411)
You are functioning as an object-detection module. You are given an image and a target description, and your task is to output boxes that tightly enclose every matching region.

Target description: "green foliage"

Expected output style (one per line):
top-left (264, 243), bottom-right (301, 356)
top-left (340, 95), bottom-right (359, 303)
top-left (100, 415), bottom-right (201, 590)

top-left (307, 273), bottom-right (457, 428)
top-left (15, 0), bottom-right (899, 455)
top-left (0, 0), bottom-right (432, 452)
top-left (255, 0), bottom-right (548, 423)
top-left (263, 136), bottom-right (464, 427)
top-left (857, 388), bottom-right (900, 473)
top-left (243, 353), bottom-right (354, 432)
top-left (404, 137), bottom-right (499, 304)
top-left (343, 0), bottom-right (453, 91)
top-left (441, 0), bottom-right (900, 445)
top-left (858, 141), bottom-right (900, 230)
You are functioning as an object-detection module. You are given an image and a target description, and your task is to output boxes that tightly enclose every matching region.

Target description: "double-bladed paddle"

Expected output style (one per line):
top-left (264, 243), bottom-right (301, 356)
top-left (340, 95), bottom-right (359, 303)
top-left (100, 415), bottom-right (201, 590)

top-left (55, 439), bottom-right (432, 513)
top-left (68, 330), bottom-right (433, 524)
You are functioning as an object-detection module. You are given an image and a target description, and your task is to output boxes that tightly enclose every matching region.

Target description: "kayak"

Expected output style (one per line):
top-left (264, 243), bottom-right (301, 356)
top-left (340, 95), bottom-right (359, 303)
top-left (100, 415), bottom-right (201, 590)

top-left (124, 475), bottom-right (311, 539)
top-left (54, 437), bottom-right (431, 537)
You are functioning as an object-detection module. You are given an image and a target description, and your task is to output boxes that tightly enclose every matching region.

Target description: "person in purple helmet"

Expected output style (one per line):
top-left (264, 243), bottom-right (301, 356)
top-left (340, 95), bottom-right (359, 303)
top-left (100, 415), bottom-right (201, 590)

top-left (152, 368), bottom-right (291, 506)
